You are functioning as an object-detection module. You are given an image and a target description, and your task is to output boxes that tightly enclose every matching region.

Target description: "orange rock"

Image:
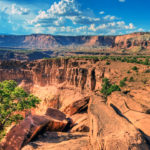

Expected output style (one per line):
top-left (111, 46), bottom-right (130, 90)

top-left (88, 95), bottom-right (150, 150)
top-left (70, 113), bottom-right (89, 132)
top-left (63, 96), bottom-right (90, 116)
top-left (2, 108), bottom-right (69, 150)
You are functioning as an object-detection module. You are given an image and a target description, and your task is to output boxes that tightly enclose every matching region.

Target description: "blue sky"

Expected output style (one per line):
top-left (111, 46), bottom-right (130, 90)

top-left (0, 0), bottom-right (149, 35)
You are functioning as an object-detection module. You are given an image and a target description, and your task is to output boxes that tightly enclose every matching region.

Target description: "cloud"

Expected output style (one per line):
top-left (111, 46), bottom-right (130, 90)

top-left (2, 3), bottom-right (30, 15)
top-left (0, 2), bottom-right (32, 34)
top-left (99, 11), bottom-right (105, 15)
top-left (119, 0), bottom-right (126, 2)
top-left (138, 28), bottom-right (144, 32)
top-left (0, 0), bottom-right (138, 35)
top-left (103, 15), bottom-right (118, 20)
top-left (30, 0), bottom-right (133, 35)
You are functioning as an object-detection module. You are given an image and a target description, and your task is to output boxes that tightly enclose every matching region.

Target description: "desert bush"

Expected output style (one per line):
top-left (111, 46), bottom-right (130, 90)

top-left (129, 76), bottom-right (134, 82)
top-left (101, 78), bottom-right (121, 98)
top-left (106, 61), bottom-right (110, 65)
top-left (120, 80), bottom-right (126, 87)
top-left (143, 58), bottom-right (149, 65)
top-left (132, 66), bottom-right (138, 71)
top-left (123, 77), bottom-right (128, 81)
top-left (127, 70), bottom-right (131, 74)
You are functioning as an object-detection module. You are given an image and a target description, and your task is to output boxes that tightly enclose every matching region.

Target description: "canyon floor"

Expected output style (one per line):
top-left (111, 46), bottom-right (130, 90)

top-left (0, 56), bottom-right (150, 150)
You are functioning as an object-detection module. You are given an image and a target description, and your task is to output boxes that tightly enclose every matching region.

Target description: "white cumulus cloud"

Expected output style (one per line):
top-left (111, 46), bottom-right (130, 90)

top-left (119, 0), bottom-right (126, 2)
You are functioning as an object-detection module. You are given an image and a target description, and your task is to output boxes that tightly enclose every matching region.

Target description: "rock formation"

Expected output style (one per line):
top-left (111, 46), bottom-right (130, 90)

top-left (0, 58), bottom-right (150, 149)
top-left (1, 108), bottom-right (69, 150)
top-left (0, 32), bottom-right (150, 61)
top-left (89, 95), bottom-right (149, 150)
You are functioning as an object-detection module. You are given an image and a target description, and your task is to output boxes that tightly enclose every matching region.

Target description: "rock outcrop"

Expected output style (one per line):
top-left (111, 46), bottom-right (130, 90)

top-left (114, 32), bottom-right (150, 51)
top-left (62, 96), bottom-right (90, 116)
top-left (0, 58), bottom-right (150, 149)
top-left (1, 108), bottom-right (69, 150)
top-left (88, 95), bottom-right (150, 150)
top-left (107, 91), bottom-right (150, 143)
top-left (70, 113), bottom-right (89, 132)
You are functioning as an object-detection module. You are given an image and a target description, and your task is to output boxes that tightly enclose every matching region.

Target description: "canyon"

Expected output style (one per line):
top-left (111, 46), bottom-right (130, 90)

top-left (0, 32), bottom-right (150, 61)
top-left (0, 57), bottom-right (150, 149)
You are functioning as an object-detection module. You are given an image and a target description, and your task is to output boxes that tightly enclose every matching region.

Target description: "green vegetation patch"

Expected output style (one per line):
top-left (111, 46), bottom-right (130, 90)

top-left (101, 78), bottom-right (121, 98)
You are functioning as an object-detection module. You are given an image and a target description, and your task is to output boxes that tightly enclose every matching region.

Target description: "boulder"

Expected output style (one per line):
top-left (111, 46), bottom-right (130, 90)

top-left (63, 96), bottom-right (90, 116)
top-left (70, 113), bottom-right (89, 132)
top-left (45, 108), bottom-right (66, 121)
top-left (88, 95), bottom-right (150, 150)
top-left (45, 108), bottom-right (68, 132)
top-left (2, 115), bottom-right (49, 150)
top-left (2, 108), bottom-right (68, 150)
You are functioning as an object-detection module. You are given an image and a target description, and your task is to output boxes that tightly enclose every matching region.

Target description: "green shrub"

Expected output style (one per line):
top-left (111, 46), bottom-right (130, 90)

top-left (106, 61), bottom-right (110, 65)
top-left (101, 78), bottom-right (121, 98)
top-left (120, 80), bottom-right (126, 87)
top-left (123, 77), bottom-right (128, 81)
top-left (127, 70), bottom-right (131, 74)
top-left (132, 66), bottom-right (138, 71)
top-left (143, 58), bottom-right (149, 65)
top-left (129, 77), bottom-right (134, 82)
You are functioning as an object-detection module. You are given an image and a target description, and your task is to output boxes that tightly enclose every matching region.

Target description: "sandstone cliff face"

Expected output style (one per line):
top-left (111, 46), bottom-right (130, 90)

top-left (0, 58), bottom-right (100, 92)
top-left (114, 32), bottom-right (150, 50)
top-left (0, 58), bottom-right (102, 114)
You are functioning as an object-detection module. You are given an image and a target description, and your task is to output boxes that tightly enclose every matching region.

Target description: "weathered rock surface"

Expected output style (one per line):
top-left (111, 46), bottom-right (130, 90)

top-left (22, 132), bottom-right (89, 150)
top-left (88, 95), bottom-right (150, 150)
top-left (70, 113), bottom-right (89, 132)
top-left (62, 96), bottom-right (90, 116)
top-left (2, 115), bottom-right (49, 150)
top-left (1, 108), bottom-right (68, 150)
top-left (107, 91), bottom-right (150, 143)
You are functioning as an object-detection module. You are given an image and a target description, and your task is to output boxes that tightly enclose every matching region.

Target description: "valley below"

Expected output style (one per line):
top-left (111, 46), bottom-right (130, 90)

top-left (0, 56), bottom-right (150, 150)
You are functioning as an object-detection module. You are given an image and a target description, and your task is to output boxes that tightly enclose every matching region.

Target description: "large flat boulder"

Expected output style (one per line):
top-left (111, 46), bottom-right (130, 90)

top-left (62, 96), bottom-right (90, 116)
top-left (1, 115), bottom-right (49, 150)
top-left (88, 95), bottom-right (150, 150)
top-left (45, 108), bottom-right (68, 132)
top-left (1, 108), bottom-right (68, 150)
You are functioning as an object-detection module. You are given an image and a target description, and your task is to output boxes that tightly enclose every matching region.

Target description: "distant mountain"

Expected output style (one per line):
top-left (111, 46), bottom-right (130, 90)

top-left (0, 32), bottom-right (149, 51)
top-left (0, 34), bottom-right (115, 49)
top-left (0, 32), bottom-right (150, 61)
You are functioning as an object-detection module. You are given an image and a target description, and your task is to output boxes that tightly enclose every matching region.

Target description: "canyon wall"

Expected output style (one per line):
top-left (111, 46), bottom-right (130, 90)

top-left (0, 32), bottom-right (150, 51)
top-left (0, 58), bottom-right (105, 114)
